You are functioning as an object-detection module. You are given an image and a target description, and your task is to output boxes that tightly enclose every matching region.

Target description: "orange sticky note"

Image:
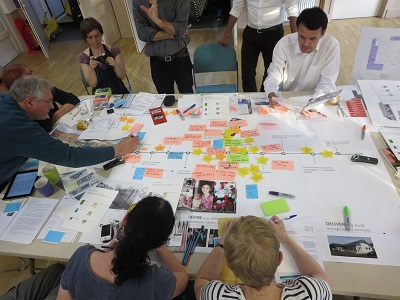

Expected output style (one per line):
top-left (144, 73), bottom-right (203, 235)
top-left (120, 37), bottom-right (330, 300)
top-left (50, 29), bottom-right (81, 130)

top-left (204, 130), bottom-right (223, 137)
top-left (189, 124), bottom-right (207, 131)
top-left (123, 154), bottom-right (142, 163)
top-left (119, 116), bottom-right (128, 122)
top-left (193, 140), bottom-right (212, 148)
top-left (214, 169), bottom-right (236, 181)
top-left (230, 120), bottom-right (248, 127)
top-left (144, 168), bottom-right (164, 178)
top-left (258, 106), bottom-right (270, 114)
top-left (163, 136), bottom-right (183, 145)
top-left (183, 134), bottom-right (202, 141)
top-left (206, 149), bottom-right (226, 155)
top-left (240, 129), bottom-right (260, 137)
top-left (271, 160), bottom-right (294, 171)
top-left (210, 120), bottom-right (228, 127)
top-left (261, 144), bottom-right (283, 153)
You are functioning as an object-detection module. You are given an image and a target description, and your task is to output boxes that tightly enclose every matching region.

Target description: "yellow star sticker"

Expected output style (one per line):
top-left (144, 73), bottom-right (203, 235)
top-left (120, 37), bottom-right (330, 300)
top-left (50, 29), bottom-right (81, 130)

top-left (231, 126), bottom-right (241, 134)
top-left (192, 148), bottom-right (203, 155)
top-left (249, 146), bottom-right (260, 153)
top-left (250, 173), bottom-right (263, 183)
top-left (237, 167), bottom-right (250, 177)
top-left (171, 109), bottom-right (179, 115)
top-left (257, 156), bottom-right (269, 165)
top-left (215, 152), bottom-right (227, 161)
top-left (121, 123), bottom-right (131, 130)
top-left (126, 117), bottom-right (135, 123)
top-left (301, 146), bottom-right (313, 154)
top-left (120, 116), bottom-right (128, 122)
top-left (202, 155), bottom-right (214, 163)
top-left (154, 144), bottom-right (166, 151)
top-left (238, 146), bottom-right (247, 154)
top-left (321, 149), bottom-right (334, 158)
top-left (244, 136), bottom-right (254, 144)
top-left (224, 128), bottom-right (233, 136)
top-left (249, 164), bottom-right (261, 174)
top-left (222, 135), bottom-right (233, 140)
top-left (164, 111), bottom-right (170, 116)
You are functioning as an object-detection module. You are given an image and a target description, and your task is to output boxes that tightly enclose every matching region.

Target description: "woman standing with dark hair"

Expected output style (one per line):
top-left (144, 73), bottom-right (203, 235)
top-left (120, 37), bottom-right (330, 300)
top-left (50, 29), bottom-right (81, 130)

top-left (57, 196), bottom-right (188, 299)
top-left (79, 17), bottom-right (129, 94)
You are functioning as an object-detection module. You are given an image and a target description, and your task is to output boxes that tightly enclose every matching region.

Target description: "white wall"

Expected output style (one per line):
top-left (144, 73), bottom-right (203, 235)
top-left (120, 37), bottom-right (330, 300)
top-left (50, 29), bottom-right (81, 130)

top-left (332, 0), bottom-right (383, 19)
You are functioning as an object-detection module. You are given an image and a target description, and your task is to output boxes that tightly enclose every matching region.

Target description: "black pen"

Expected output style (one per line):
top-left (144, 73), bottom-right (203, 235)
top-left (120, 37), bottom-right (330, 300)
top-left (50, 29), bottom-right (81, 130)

top-left (269, 191), bottom-right (295, 198)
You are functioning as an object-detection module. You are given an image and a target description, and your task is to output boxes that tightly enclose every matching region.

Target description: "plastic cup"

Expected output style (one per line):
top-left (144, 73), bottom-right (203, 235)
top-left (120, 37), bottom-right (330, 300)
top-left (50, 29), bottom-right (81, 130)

top-left (42, 164), bottom-right (60, 184)
top-left (34, 177), bottom-right (54, 197)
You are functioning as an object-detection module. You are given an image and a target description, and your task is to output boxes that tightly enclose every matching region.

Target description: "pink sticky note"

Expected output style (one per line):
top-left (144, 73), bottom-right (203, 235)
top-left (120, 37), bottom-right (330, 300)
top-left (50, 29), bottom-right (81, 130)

top-left (204, 130), bottom-right (223, 137)
top-left (128, 123), bottom-right (144, 134)
top-left (193, 140), bottom-right (212, 148)
top-left (144, 168), bottom-right (164, 178)
top-left (259, 122), bottom-right (278, 128)
top-left (192, 171), bottom-right (215, 180)
top-left (230, 120), bottom-right (248, 127)
top-left (218, 161), bottom-right (239, 171)
top-left (214, 170), bottom-right (236, 181)
top-left (123, 154), bottom-right (142, 163)
top-left (206, 148), bottom-right (226, 155)
top-left (163, 136), bottom-right (183, 145)
top-left (261, 144), bottom-right (283, 153)
top-left (240, 129), bottom-right (260, 137)
top-left (189, 124), bottom-right (207, 131)
top-left (183, 134), bottom-right (203, 141)
top-left (194, 163), bottom-right (217, 173)
top-left (271, 160), bottom-right (294, 171)
top-left (210, 120), bottom-right (228, 127)
top-left (258, 106), bottom-right (270, 115)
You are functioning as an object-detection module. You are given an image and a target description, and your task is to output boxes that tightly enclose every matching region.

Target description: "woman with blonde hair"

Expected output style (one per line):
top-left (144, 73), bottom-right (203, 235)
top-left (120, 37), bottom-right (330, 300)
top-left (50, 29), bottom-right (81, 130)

top-left (195, 215), bottom-right (331, 299)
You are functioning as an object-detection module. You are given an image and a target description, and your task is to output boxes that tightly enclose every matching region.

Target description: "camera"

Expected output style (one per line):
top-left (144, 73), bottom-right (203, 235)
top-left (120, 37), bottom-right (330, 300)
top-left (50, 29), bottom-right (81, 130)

top-left (93, 53), bottom-right (107, 63)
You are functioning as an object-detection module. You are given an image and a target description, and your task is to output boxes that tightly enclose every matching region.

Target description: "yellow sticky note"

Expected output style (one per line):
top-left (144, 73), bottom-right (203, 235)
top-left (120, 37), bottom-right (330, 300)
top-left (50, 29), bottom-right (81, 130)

top-left (244, 136), bottom-right (255, 144)
top-left (202, 155), bottom-right (214, 163)
top-left (321, 150), bottom-right (334, 158)
top-left (250, 173), bottom-right (263, 183)
top-left (257, 156), bottom-right (269, 165)
top-left (237, 167), bottom-right (250, 177)
top-left (301, 146), bottom-right (313, 154)
top-left (192, 148), bottom-right (203, 155)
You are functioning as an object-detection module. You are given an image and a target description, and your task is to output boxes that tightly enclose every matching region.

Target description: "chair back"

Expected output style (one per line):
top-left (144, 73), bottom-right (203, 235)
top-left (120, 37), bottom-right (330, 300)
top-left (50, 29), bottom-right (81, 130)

top-left (79, 67), bottom-right (90, 95)
top-left (193, 43), bottom-right (237, 74)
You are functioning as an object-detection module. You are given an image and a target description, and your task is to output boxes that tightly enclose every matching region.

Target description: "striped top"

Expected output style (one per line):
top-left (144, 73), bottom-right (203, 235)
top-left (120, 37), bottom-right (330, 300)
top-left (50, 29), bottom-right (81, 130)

top-left (201, 276), bottom-right (332, 300)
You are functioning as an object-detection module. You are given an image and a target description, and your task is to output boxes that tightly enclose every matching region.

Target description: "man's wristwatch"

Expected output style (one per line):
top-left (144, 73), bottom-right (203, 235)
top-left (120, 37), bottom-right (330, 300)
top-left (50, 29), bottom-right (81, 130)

top-left (215, 242), bottom-right (224, 249)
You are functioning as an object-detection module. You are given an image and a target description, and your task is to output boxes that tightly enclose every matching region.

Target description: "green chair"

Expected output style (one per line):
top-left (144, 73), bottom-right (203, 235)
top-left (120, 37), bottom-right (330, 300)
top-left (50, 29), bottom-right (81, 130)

top-left (193, 42), bottom-right (238, 93)
top-left (79, 67), bottom-right (132, 95)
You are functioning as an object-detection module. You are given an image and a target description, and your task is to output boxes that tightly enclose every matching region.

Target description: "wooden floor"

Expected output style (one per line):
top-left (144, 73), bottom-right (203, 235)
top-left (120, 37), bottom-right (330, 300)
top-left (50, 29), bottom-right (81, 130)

top-left (1, 16), bottom-right (399, 296)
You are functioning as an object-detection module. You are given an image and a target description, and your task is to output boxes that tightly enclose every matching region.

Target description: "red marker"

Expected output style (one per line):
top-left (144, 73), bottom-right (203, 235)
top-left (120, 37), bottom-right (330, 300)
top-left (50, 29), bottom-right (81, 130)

top-left (361, 125), bottom-right (366, 140)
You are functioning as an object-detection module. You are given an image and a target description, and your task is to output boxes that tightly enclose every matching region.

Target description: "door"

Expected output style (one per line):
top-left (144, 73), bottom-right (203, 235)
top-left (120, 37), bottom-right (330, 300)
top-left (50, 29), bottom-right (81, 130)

top-left (381, 0), bottom-right (400, 18)
top-left (18, 0), bottom-right (50, 59)
top-left (0, 9), bottom-right (21, 66)
top-left (124, 0), bottom-right (146, 53)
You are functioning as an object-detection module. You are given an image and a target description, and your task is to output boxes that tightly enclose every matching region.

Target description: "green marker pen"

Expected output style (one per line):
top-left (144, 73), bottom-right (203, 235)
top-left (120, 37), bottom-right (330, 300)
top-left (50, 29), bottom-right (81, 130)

top-left (343, 206), bottom-right (351, 231)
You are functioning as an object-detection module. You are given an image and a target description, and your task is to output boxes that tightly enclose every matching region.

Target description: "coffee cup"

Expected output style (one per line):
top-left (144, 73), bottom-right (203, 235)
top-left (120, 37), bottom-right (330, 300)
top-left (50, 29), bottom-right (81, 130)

top-left (34, 178), bottom-right (54, 197)
top-left (42, 164), bottom-right (60, 184)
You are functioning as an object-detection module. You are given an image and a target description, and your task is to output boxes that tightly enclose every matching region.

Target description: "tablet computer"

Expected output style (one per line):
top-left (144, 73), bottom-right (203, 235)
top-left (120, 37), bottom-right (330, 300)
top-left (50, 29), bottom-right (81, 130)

top-left (3, 169), bottom-right (39, 200)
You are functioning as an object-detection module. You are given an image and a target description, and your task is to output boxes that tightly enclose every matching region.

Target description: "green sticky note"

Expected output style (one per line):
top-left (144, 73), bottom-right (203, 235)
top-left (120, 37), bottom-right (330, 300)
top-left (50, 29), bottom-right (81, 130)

top-left (223, 139), bottom-right (243, 146)
top-left (228, 153), bottom-right (249, 163)
top-left (261, 198), bottom-right (290, 216)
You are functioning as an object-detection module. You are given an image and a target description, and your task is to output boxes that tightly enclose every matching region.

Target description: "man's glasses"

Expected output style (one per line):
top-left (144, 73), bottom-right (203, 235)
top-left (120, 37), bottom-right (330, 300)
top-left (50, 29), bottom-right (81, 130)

top-left (40, 99), bottom-right (54, 107)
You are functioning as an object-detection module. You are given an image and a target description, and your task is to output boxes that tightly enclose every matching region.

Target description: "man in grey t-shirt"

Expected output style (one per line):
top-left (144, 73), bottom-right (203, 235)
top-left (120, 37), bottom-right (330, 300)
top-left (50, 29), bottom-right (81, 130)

top-left (132, 0), bottom-right (193, 94)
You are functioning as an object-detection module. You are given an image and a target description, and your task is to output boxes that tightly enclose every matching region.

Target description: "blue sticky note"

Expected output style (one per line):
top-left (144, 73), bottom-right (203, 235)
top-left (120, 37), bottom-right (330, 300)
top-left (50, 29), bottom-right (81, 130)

top-left (246, 184), bottom-right (259, 199)
top-left (24, 159), bottom-right (39, 169)
top-left (137, 132), bottom-right (146, 141)
top-left (212, 139), bottom-right (223, 149)
top-left (168, 152), bottom-right (183, 159)
top-left (3, 202), bottom-right (22, 213)
top-left (43, 230), bottom-right (65, 244)
top-left (133, 167), bottom-right (146, 180)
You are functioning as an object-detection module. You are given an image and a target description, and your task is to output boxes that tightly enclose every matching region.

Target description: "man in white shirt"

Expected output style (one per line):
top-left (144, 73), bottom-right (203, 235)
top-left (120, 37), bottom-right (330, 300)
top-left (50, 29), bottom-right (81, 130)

top-left (264, 7), bottom-right (340, 109)
top-left (219, 0), bottom-right (298, 92)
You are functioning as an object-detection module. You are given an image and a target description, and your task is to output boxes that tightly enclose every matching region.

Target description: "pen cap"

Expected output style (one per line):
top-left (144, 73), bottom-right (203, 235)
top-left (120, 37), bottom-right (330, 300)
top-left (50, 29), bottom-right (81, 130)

top-left (344, 206), bottom-right (350, 215)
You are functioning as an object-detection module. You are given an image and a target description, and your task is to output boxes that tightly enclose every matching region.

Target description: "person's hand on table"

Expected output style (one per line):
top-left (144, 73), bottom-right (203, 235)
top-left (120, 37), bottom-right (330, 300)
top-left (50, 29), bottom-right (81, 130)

top-left (267, 215), bottom-right (290, 243)
top-left (113, 135), bottom-right (139, 157)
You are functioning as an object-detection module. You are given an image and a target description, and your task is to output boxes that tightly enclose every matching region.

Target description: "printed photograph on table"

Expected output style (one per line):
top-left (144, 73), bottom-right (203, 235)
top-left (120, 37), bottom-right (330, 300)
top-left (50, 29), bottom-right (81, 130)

top-left (178, 179), bottom-right (236, 213)
top-left (327, 236), bottom-right (378, 259)
top-left (237, 98), bottom-right (253, 115)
